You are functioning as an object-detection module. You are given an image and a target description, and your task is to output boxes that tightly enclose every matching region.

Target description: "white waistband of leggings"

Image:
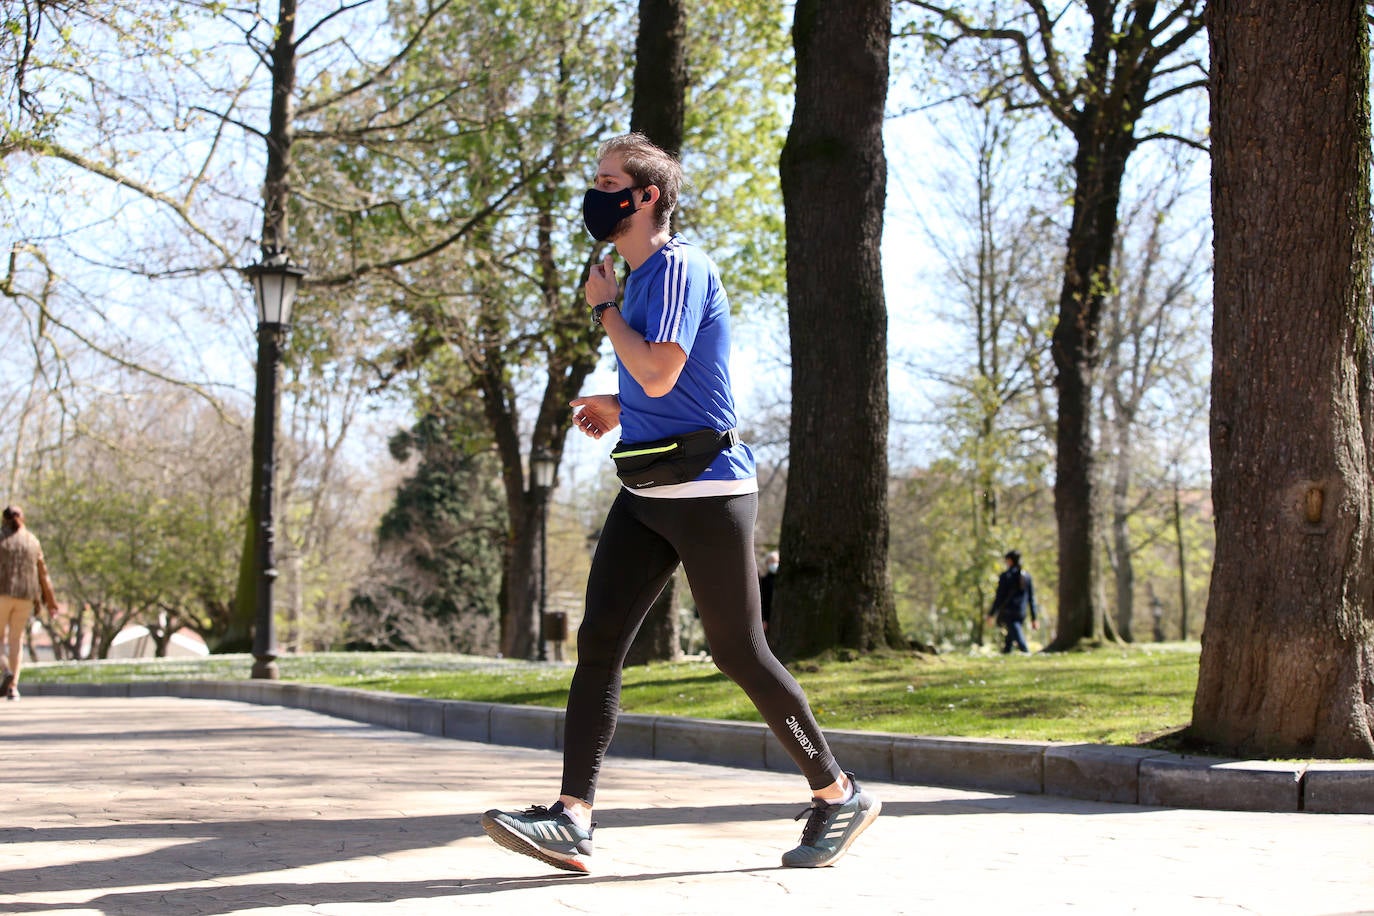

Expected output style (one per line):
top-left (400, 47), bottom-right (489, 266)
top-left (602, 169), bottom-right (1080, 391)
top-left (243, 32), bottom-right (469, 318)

top-left (624, 476), bottom-right (759, 499)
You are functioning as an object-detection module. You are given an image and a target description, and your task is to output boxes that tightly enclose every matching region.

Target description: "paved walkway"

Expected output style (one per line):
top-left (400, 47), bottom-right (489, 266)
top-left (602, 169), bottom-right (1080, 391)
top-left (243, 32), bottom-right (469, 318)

top-left (1, 697), bottom-right (1371, 916)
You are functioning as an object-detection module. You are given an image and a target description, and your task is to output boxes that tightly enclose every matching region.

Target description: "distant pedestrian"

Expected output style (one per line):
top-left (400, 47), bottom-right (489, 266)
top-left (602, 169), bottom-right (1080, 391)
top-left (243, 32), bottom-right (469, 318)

top-left (0, 505), bottom-right (58, 701)
top-left (986, 550), bottom-right (1037, 654)
top-left (759, 550), bottom-right (779, 632)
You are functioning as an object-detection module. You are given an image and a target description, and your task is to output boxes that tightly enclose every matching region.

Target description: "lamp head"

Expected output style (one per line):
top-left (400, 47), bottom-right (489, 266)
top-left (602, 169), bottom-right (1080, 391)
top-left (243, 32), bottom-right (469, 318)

top-left (531, 447), bottom-right (556, 490)
top-left (244, 249), bottom-right (307, 326)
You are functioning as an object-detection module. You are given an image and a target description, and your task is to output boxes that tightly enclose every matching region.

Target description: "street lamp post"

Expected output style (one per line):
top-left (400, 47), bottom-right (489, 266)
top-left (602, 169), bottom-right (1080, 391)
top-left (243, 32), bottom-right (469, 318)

top-left (243, 249), bottom-right (306, 680)
top-left (531, 447), bottom-right (556, 662)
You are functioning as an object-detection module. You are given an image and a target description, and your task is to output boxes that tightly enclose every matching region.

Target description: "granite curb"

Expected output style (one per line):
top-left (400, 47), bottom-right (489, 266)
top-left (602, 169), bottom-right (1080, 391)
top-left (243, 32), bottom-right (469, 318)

top-left (23, 680), bottom-right (1374, 814)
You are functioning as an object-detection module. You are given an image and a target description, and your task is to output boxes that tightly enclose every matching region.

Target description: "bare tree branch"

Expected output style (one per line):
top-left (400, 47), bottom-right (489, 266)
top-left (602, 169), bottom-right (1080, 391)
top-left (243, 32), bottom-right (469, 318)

top-left (1137, 130), bottom-right (1208, 152)
top-left (903, 1), bottom-right (1071, 123)
top-left (13, 139), bottom-right (237, 264)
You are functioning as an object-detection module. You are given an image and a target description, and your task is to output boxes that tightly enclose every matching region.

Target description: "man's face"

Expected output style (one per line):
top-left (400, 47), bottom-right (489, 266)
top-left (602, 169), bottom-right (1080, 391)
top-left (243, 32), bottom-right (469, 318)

top-left (591, 155), bottom-right (645, 242)
top-left (594, 155), bottom-right (634, 193)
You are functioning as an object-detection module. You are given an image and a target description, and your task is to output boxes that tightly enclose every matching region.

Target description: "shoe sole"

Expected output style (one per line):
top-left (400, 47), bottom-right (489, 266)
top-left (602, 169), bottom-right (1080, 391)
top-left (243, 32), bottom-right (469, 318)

top-left (480, 813), bottom-right (590, 874)
top-left (783, 796), bottom-right (883, 868)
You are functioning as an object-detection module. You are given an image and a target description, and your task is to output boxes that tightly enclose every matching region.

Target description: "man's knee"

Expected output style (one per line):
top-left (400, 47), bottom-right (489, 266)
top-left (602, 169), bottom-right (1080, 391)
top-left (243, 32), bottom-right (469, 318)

top-left (574, 617), bottom-right (618, 668)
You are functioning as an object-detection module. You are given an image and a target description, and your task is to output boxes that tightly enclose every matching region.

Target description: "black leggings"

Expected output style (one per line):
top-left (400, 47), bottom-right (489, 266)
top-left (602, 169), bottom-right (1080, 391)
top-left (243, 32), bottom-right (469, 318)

top-left (560, 489), bottom-right (841, 803)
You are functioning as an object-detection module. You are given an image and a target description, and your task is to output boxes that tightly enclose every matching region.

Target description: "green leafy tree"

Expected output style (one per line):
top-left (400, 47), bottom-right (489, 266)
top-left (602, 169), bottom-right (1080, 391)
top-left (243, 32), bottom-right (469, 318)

top-left (344, 389), bottom-right (506, 653)
top-left (31, 395), bottom-right (247, 657)
top-left (892, 460), bottom-right (1054, 648)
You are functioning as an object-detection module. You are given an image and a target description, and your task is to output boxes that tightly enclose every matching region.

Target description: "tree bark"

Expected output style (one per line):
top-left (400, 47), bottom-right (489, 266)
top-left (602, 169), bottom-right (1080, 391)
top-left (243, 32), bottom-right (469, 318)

top-left (620, 0), bottom-right (688, 665)
top-left (1047, 136), bottom-right (1131, 649)
top-left (1194, 0), bottom-right (1374, 758)
top-left (491, 73), bottom-right (601, 657)
top-left (1172, 473), bottom-right (1189, 639)
top-left (775, 0), bottom-right (902, 658)
top-left (632, 0), bottom-right (686, 158)
top-left (624, 573), bottom-right (681, 666)
top-left (487, 271), bottom-right (598, 658)
top-left (1110, 413), bottom-right (1135, 642)
top-left (1046, 60), bottom-right (1146, 650)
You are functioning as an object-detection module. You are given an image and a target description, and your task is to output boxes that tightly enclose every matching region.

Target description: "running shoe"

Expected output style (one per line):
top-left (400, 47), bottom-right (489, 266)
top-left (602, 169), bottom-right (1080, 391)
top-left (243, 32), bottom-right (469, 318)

top-left (480, 801), bottom-right (593, 874)
top-left (1, 672), bottom-right (14, 701)
top-left (781, 773), bottom-right (881, 867)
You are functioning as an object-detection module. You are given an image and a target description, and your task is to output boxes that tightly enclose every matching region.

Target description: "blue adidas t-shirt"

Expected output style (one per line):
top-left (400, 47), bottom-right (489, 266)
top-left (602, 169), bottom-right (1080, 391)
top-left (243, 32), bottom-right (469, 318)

top-left (617, 235), bottom-right (756, 482)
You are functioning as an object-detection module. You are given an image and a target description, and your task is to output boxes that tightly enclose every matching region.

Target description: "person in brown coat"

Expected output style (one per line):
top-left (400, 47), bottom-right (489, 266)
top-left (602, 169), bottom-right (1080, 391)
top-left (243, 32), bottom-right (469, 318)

top-left (0, 505), bottom-right (58, 701)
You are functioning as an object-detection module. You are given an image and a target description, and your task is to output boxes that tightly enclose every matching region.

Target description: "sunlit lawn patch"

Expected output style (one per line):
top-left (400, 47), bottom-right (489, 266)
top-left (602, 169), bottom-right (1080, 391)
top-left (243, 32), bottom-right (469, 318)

top-left (26, 643), bottom-right (1199, 745)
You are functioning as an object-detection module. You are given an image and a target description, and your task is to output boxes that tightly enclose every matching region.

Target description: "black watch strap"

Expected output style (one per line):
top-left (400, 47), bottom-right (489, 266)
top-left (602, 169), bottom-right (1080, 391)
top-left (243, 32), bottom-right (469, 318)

top-left (591, 301), bottom-right (618, 327)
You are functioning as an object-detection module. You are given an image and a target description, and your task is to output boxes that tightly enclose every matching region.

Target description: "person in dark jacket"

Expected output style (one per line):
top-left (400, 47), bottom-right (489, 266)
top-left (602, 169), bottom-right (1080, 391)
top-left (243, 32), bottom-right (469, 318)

top-left (759, 550), bottom-right (779, 632)
top-left (986, 550), bottom-right (1038, 654)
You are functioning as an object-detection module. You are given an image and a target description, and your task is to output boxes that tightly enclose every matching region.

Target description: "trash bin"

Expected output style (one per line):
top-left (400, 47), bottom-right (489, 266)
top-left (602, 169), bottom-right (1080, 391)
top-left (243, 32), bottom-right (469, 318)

top-left (543, 611), bottom-right (568, 642)
top-left (543, 611), bottom-right (568, 660)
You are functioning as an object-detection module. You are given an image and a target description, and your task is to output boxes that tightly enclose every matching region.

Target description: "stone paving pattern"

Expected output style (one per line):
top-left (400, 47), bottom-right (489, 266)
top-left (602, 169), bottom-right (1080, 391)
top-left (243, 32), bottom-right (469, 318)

top-left (2, 697), bottom-right (1372, 915)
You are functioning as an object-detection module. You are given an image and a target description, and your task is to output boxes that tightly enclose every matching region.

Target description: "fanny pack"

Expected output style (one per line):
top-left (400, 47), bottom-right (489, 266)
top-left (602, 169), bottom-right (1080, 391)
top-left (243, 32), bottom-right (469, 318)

top-left (610, 428), bottom-right (740, 489)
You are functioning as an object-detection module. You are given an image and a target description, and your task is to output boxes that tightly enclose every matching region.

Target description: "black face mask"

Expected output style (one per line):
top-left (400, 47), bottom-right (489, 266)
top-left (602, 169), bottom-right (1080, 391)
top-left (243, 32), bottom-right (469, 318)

top-left (582, 186), bottom-right (642, 241)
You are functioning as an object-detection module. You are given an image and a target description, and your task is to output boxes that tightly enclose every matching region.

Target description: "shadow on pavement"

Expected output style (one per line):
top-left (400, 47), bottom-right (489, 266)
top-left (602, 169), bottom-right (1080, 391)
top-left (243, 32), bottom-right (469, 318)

top-left (0, 813), bottom-right (483, 902)
top-left (7, 723), bottom-right (384, 745)
top-left (1, 868), bottom-right (780, 914)
top-left (1, 794), bottom-right (1148, 908)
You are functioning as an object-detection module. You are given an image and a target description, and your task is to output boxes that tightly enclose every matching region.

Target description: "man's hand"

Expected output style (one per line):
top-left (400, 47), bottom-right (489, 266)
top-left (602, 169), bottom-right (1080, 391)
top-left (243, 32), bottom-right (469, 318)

top-left (585, 253), bottom-right (619, 306)
top-left (1031, 620), bottom-right (1040, 631)
top-left (571, 394), bottom-right (620, 439)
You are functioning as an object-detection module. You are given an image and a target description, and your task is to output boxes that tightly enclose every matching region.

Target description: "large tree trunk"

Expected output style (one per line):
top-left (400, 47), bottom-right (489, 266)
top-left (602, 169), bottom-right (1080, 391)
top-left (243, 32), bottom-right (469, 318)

top-left (774, 0), bottom-right (902, 658)
top-left (620, 0), bottom-right (688, 665)
top-left (492, 82), bottom-right (600, 658)
top-left (631, 0), bottom-right (686, 157)
top-left (1194, 0), bottom-right (1374, 758)
top-left (1046, 116), bottom-right (1137, 651)
top-left (624, 573), bottom-right (680, 666)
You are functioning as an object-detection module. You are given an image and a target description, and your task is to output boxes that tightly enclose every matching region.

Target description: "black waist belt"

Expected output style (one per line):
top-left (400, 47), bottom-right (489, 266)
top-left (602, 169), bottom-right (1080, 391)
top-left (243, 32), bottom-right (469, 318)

top-left (610, 428), bottom-right (741, 489)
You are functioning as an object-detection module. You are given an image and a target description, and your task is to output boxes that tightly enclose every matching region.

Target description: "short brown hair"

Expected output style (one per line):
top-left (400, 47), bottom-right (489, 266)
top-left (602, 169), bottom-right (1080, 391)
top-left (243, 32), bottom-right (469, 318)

top-left (597, 133), bottom-right (681, 230)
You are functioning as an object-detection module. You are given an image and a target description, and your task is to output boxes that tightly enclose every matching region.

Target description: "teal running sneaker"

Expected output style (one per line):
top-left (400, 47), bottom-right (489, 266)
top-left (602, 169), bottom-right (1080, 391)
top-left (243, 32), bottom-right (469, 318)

top-left (480, 801), bottom-right (593, 874)
top-left (781, 774), bottom-right (881, 868)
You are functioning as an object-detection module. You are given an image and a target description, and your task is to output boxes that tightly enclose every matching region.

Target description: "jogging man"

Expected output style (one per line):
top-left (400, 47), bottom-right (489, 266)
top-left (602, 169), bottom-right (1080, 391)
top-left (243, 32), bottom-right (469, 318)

top-left (481, 133), bottom-right (880, 873)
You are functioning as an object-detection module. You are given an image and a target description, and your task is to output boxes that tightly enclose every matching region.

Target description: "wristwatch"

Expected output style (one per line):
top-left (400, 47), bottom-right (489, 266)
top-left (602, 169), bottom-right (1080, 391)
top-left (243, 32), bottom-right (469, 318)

top-left (591, 301), bottom-right (618, 327)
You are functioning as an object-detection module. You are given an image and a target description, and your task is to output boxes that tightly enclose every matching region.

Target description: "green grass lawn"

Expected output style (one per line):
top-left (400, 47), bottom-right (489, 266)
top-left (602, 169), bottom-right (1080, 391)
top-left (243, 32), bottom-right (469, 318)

top-left (23, 643), bottom-right (1200, 746)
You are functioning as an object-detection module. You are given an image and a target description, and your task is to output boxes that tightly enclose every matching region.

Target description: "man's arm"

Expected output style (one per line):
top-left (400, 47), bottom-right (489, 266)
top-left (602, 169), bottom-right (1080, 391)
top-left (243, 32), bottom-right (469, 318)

top-left (36, 555), bottom-right (57, 612)
top-left (599, 312), bottom-right (687, 397)
top-left (987, 574), bottom-right (1008, 619)
top-left (585, 253), bottom-right (690, 398)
